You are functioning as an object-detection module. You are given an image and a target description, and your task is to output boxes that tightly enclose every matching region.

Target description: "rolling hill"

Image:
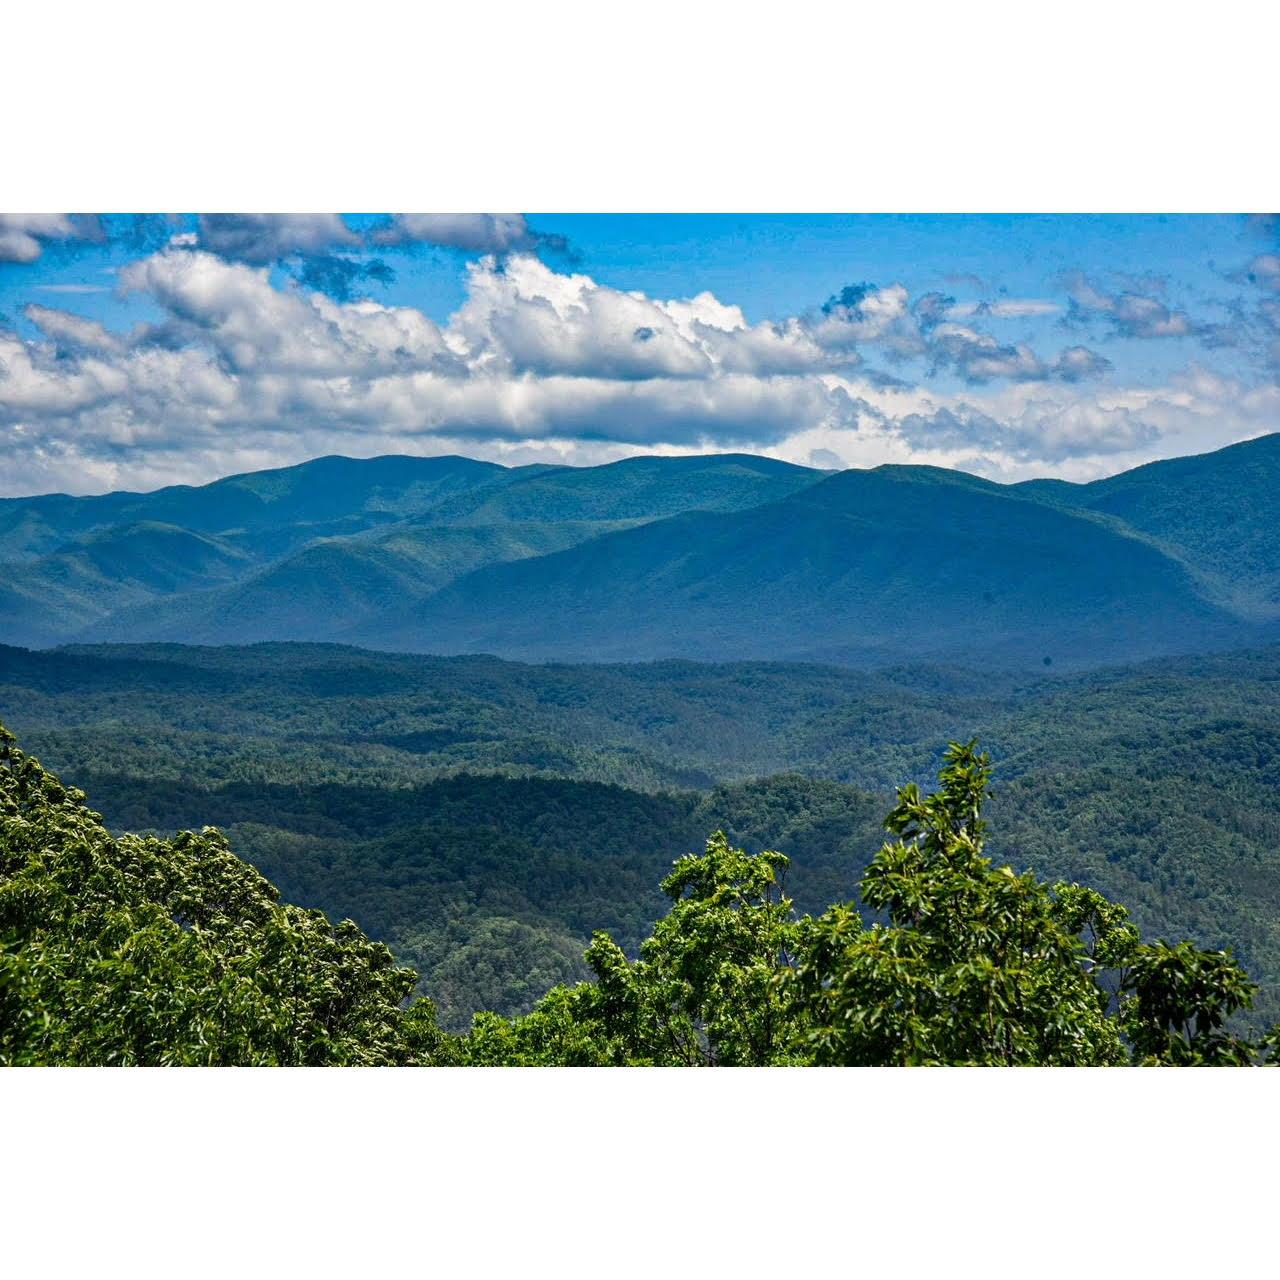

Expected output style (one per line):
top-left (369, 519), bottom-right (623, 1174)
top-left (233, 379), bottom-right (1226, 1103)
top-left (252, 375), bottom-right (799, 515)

top-left (0, 522), bottom-right (254, 647)
top-left (383, 463), bottom-right (1256, 668)
top-left (6, 639), bottom-right (1280, 1027)
top-left (0, 450), bottom-right (826, 648)
top-left (4, 434), bottom-right (1280, 669)
top-left (1016, 432), bottom-right (1280, 620)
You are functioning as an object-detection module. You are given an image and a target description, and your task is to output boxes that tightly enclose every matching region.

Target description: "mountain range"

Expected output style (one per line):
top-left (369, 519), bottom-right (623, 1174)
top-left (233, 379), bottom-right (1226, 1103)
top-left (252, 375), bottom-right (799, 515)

top-left (4, 434), bottom-right (1280, 669)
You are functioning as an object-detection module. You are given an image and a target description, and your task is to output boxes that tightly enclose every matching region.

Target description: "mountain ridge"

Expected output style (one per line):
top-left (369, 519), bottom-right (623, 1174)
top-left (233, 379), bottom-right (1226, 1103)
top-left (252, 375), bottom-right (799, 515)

top-left (3, 435), bottom-right (1279, 670)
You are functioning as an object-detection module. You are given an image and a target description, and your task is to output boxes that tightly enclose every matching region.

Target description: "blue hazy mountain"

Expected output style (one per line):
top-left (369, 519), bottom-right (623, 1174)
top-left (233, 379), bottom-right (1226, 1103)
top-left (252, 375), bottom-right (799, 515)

top-left (89, 521), bottom-right (636, 644)
top-left (0, 453), bottom-right (516, 563)
top-left (0, 522), bottom-right (254, 648)
top-left (381, 462), bottom-right (1257, 669)
top-left (2, 436), bottom-right (1278, 668)
top-left (1, 452), bottom-right (822, 646)
top-left (1014, 432), bottom-right (1280, 621)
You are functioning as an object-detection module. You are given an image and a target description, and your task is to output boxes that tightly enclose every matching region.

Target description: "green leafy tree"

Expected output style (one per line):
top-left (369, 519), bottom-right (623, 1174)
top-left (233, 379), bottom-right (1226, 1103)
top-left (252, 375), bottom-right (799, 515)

top-left (462, 833), bottom-right (803, 1065)
top-left (469, 741), bottom-right (1276, 1067)
top-left (0, 722), bottom-right (450, 1066)
top-left (1120, 941), bottom-right (1260, 1065)
top-left (791, 742), bottom-right (1126, 1064)
top-left (7, 713), bottom-right (1277, 1068)
top-left (795, 742), bottom-right (1276, 1065)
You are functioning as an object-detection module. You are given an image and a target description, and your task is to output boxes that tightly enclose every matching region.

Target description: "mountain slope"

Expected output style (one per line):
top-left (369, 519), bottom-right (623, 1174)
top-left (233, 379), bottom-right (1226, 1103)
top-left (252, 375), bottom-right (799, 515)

top-left (88, 520), bottom-right (635, 644)
top-left (1, 452), bottom-right (824, 649)
top-left (0, 523), bottom-right (254, 647)
top-left (5, 436), bottom-right (1280, 667)
top-left (407, 452), bottom-right (822, 527)
top-left (8, 639), bottom-right (1280, 1027)
top-left (385, 464), bottom-right (1254, 668)
top-left (0, 453), bottom-right (517, 563)
top-left (1015, 432), bottom-right (1280, 619)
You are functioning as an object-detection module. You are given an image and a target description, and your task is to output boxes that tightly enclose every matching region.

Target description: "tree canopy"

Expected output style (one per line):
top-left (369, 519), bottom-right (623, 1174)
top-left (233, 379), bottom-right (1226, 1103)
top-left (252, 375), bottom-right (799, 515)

top-left (462, 742), bottom-right (1278, 1066)
top-left (3, 721), bottom-right (1275, 1066)
top-left (0, 721), bottom-right (452, 1066)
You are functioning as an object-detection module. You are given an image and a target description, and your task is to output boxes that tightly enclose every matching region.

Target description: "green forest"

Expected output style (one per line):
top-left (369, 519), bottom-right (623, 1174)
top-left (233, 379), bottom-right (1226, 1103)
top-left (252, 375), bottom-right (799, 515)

top-left (4, 719), bottom-right (1275, 1065)
top-left (6, 436), bottom-right (1280, 1061)
top-left (6, 640), bottom-right (1280, 1032)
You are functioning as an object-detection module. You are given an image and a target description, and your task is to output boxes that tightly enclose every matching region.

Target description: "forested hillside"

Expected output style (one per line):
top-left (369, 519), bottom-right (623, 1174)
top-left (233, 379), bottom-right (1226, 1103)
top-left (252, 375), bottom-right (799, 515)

top-left (5, 435), bottom-right (1280, 668)
top-left (0, 452), bottom-right (821, 649)
top-left (393, 463), bottom-right (1248, 666)
top-left (5, 723), bottom-right (1274, 1066)
top-left (6, 640), bottom-right (1280, 1027)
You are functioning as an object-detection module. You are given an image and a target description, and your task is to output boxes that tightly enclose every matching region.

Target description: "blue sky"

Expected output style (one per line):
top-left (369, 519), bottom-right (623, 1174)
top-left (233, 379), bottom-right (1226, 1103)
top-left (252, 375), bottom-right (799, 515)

top-left (1, 212), bottom-right (1277, 496)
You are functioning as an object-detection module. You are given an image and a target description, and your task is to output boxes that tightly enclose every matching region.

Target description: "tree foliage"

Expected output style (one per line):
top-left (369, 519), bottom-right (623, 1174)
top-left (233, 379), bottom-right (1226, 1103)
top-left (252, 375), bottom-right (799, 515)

top-left (461, 743), bottom-right (1279, 1067)
top-left (9, 639), bottom-right (1280, 1029)
top-left (3, 719), bottom-right (1276, 1066)
top-left (0, 722), bottom-right (452, 1066)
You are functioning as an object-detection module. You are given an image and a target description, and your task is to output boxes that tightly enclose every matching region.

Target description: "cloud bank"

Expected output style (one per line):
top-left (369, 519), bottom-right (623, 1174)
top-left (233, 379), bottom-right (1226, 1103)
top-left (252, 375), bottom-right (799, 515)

top-left (0, 243), bottom-right (1274, 496)
top-left (0, 214), bottom-right (103, 264)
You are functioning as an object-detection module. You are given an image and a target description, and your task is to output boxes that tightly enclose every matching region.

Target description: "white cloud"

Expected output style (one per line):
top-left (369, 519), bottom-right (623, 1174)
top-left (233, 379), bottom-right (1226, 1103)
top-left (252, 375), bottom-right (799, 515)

top-left (1065, 271), bottom-right (1196, 338)
top-left (196, 213), bottom-right (358, 263)
top-left (0, 213), bottom-right (101, 264)
top-left (370, 213), bottom-right (536, 254)
top-left (928, 323), bottom-right (1047, 382)
top-left (948, 299), bottom-right (1062, 319)
top-left (24, 304), bottom-right (124, 354)
top-left (0, 247), bottom-right (1271, 496)
top-left (1245, 254), bottom-right (1280, 293)
top-left (119, 250), bottom-right (453, 376)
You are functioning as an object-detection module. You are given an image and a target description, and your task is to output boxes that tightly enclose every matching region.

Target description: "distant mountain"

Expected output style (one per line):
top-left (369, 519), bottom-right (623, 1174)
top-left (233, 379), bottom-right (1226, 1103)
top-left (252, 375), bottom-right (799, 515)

top-left (405, 452), bottom-right (821, 526)
top-left (1016, 432), bottom-right (1280, 620)
top-left (387, 463), bottom-right (1253, 668)
top-left (7, 452), bottom-right (823, 646)
top-left (92, 520), bottom-right (636, 644)
top-left (0, 522), bottom-right (253, 647)
top-left (0, 453), bottom-right (516, 563)
top-left (4, 435), bottom-right (1280, 668)
top-left (0, 452), bottom-right (821, 645)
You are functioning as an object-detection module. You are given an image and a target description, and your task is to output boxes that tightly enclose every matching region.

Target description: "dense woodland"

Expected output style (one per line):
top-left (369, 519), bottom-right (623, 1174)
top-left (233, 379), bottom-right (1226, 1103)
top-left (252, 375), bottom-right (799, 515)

top-left (5, 436), bottom-right (1280, 669)
top-left (4, 721), bottom-right (1275, 1065)
top-left (4, 639), bottom-right (1280, 1033)
top-left (5, 436), bottom-right (1280, 1056)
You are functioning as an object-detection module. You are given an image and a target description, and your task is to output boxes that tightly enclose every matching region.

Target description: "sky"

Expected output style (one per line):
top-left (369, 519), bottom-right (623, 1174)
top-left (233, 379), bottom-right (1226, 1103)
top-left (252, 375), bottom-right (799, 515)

top-left (1, 212), bottom-right (1278, 497)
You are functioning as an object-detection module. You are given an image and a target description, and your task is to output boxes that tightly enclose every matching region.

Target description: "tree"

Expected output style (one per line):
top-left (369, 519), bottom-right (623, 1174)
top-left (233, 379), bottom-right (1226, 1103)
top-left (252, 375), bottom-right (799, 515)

top-left (0, 721), bottom-right (451, 1066)
top-left (7, 715), bottom-right (1276, 1067)
top-left (462, 833), bottom-right (803, 1065)
top-left (791, 742), bottom-right (1126, 1064)
top-left (468, 741), bottom-right (1276, 1066)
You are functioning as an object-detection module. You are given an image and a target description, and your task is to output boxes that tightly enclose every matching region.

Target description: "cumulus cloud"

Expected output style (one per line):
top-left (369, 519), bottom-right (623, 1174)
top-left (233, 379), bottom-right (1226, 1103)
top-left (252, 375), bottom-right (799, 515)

top-left (921, 323), bottom-right (1108, 385)
top-left (818, 283), bottom-right (922, 359)
top-left (927, 323), bottom-right (1048, 382)
top-left (1064, 271), bottom-right (1196, 339)
top-left (23, 304), bottom-right (124, 354)
top-left (1212, 255), bottom-right (1280, 369)
top-left (371, 213), bottom-right (537, 254)
top-left (1244, 253), bottom-right (1280, 292)
top-left (0, 246), bottom-right (1269, 496)
top-left (451, 255), bottom-right (714, 380)
top-left (0, 250), bottom-right (882, 492)
top-left (119, 250), bottom-right (454, 377)
top-left (894, 400), bottom-right (1156, 464)
top-left (0, 214), bottom-right (103, 264)
top-left (818, 282), bottom-right (1101, 383)
top-left (1053, 345), bottom-right (1114, 382)
top-left (196, 213), bottom-right (359, 263)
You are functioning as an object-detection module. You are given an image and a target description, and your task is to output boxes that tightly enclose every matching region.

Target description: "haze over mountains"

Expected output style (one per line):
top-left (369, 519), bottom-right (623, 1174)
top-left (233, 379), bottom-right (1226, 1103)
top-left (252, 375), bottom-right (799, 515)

top-left (3, 435), bottom-right (1279, 668)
